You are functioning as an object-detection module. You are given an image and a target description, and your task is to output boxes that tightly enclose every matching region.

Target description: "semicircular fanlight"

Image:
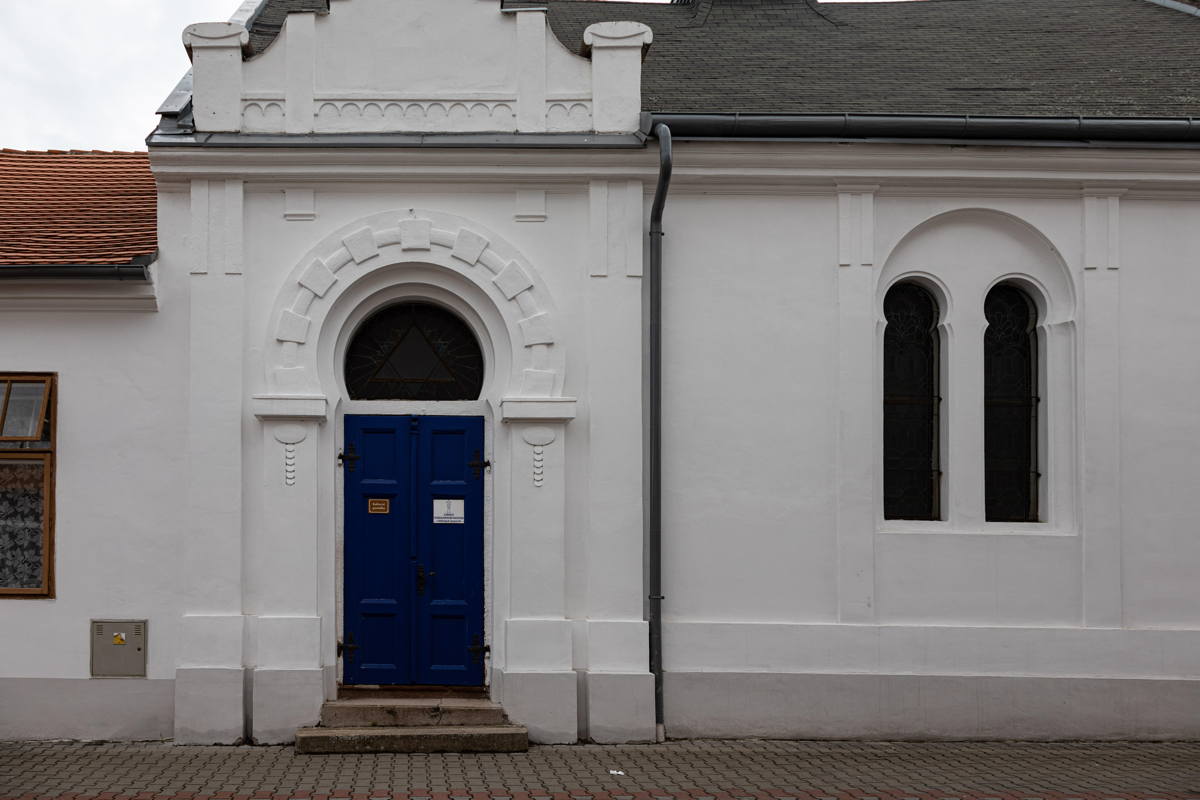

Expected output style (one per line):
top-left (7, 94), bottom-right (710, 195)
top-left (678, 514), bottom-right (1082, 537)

top-left (344, 302), bottom-right (484, 401)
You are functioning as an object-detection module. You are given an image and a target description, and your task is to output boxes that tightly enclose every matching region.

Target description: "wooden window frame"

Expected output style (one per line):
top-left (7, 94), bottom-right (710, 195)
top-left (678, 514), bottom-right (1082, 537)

top-left (0, 375), bottom-right (52, 442)
top-left (0, 373), bottom-right (55, 598)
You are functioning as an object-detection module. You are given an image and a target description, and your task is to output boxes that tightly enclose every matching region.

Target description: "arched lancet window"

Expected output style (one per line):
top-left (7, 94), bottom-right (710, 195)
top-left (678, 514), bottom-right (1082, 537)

top-left (344, 301), bottom-right (484, 401)
top-left (883, 282), bottom-right (942, 520)
top-left (984, 284), bottom-right (1039, 522)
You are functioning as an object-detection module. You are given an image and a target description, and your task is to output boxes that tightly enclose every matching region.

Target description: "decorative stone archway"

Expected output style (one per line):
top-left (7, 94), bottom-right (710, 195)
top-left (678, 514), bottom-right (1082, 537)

top-left (247, 209), bottom-right (579, 745)
top-left (261, 209), bottom-right (567, 404)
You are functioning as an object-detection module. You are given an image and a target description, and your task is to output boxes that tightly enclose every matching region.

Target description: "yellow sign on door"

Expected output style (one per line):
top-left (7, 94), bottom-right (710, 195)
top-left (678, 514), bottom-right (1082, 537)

top-left (368, 498), bottom-right (390, 515)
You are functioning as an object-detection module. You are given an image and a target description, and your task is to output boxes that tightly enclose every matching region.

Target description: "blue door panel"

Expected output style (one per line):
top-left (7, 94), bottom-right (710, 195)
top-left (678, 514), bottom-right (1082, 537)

top-left (343, 416), bottom-right (412, 685)
top-left (414, 417), bottom-right (485, 685)
top-left (344, 415), bottom-right (484, 686)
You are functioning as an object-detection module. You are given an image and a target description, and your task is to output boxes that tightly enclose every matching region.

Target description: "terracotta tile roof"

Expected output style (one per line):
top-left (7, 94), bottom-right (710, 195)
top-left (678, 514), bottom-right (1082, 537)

top-left (0, 150), bottom-right (157, 267)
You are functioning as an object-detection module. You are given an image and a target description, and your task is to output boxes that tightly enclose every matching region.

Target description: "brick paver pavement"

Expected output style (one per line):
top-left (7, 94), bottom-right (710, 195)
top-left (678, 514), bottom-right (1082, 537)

top-left (2, 741), bottom-right (1199, 800)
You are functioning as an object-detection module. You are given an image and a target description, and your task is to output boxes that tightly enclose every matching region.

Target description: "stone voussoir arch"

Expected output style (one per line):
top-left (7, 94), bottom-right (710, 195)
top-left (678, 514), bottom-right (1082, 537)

top-left (264, 209), bottom-right (564, 401)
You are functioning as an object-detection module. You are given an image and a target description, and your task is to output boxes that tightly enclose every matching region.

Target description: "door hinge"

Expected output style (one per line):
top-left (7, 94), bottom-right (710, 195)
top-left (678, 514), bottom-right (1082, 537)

top-left (468, 636), bottom-right (490, 665)
top-left (338, 633), bottom-right (359, 663)
top-left (468, 450), bottom-right (491, 479)
top-left (338, 443), bottom-right (361, 472)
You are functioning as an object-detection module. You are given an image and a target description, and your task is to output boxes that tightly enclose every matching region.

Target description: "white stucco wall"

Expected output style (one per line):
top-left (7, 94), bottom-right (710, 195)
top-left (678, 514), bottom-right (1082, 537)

top-left (653, 143), bottom-right (1200, 739)
top-left (0, 195), bottom-right (191, 740)
top-left (5, 140), bottom-right (1200, 742)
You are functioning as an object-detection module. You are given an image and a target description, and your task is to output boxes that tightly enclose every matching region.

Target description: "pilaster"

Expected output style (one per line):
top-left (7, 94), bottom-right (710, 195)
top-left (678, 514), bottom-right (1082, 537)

top-left (835, 184), bottom-right (879, 623)
top-left (581, 179), bottom-right (653, 741)
top-left (1081, 187), bottom-right (1125, 628)
top-left (516, 9), bottom-right (549, 133)
top-left (246, 398), bottom-right (328, 743)
top-left (176, 177), bottom-right (247, 744)
top-left (496, 400), bottom-right (579, 742)
top-left (284, 13), bottom-right (317, 134)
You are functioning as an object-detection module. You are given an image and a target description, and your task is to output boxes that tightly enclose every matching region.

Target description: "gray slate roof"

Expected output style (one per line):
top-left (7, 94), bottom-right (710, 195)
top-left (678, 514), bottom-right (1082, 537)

top-left (538, 0), bottom-right (1200, 118)
top-left (247, 0), bottom-right (327, 56)
top-left (244, 0), bottom-right (1199, 119)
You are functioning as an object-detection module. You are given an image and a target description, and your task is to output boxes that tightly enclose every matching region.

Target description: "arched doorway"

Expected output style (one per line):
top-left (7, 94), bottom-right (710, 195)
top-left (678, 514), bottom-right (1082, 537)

top-left (341, 301), bottom-right (488, 686)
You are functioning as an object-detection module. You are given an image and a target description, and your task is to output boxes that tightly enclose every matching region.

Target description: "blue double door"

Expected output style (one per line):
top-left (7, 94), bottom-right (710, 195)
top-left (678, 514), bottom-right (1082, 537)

top-left (343, 415), bottom-right (486, 686)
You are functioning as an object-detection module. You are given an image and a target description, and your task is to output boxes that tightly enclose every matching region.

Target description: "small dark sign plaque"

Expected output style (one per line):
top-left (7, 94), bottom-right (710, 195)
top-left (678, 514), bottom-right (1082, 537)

top-left (368, 498), bottom-right (390, 515)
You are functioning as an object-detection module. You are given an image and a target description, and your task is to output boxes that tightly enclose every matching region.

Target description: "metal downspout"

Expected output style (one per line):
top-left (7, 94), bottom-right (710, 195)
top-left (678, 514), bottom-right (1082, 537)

top-left (648, 122), bottom-right (672, 743)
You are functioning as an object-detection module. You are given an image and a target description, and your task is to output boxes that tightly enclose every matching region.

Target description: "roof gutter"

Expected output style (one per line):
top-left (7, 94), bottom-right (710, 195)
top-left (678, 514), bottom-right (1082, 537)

top-left (148, 131), bottom-right (647, 148)
top-left (649, 113), bottom-right (1200, 146)
top-left (0, 255), bottom-right (154, 282)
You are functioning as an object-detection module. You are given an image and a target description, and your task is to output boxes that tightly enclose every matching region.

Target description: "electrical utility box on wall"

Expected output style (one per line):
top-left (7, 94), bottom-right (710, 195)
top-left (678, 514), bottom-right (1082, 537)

top-left (91, 620), bottom-right (147, 677)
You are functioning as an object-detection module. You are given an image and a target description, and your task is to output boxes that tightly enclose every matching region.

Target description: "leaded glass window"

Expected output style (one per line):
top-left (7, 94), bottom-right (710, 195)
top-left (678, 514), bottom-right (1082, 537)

top-left (984, 285), bottom-right (1039, 522)
top-left (883, 283), bottom-right (941, 520)
top-left (0, 374), bottom-right (54, 597)
top-left (345, 302), bottom-right (485, 401)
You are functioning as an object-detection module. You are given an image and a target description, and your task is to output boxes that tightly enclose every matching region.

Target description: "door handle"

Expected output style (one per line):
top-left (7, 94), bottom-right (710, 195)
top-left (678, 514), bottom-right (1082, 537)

top-left (415, 564), bottom-right (436, 595)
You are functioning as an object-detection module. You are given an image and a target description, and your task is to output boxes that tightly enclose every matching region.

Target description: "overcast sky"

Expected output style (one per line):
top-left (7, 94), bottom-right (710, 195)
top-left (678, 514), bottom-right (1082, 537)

top-left (0, 1), bottom-right (240, 152)
top-left (0, 0), bottom-right (679, 153)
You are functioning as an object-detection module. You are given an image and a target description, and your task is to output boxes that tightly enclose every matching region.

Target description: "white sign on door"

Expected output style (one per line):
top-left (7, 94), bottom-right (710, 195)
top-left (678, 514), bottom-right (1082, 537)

top-left (433, 498), bottom-right (465, 524)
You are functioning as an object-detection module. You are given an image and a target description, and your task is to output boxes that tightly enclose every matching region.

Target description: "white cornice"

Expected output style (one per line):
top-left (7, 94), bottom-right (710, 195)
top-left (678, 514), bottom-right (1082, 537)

top-left (149, 142), bottom-right (1200, 188)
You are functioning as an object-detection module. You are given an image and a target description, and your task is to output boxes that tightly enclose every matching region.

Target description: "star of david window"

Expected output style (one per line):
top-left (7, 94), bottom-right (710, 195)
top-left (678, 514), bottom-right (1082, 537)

top-left (344, 302), bottom-right (485, 401)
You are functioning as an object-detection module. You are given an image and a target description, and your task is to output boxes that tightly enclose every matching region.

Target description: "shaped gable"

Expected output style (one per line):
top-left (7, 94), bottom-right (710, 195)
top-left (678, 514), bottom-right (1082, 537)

top-left (182, 0), bottom-right (651, 135)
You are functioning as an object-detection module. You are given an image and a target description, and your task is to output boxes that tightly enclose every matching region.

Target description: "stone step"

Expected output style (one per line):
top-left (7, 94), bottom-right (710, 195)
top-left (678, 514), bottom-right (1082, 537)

top-left (320, 698), bottom-right (507, 728)
top-left (295, 724), bottom-right (529, 754)
top-left (338, 685), bottom-right (488, 700)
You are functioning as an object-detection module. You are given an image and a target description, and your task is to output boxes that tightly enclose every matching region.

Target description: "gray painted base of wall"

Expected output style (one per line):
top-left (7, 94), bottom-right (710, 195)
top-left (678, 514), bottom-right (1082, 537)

top-left (250, 669), bottom-right (324, 744)
top-left (586, 672), bottom-right (656, 743)
top-left (666, 672), bottom-right (1200, 740)
top-left (496, 670), bottom-right (578, 744)
top-left (0, 678), bottom-right (173, 741)
top-left (8, 672), bottom-right (1197, 744)
top-left (175, 668), bottom-right (245, 745)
